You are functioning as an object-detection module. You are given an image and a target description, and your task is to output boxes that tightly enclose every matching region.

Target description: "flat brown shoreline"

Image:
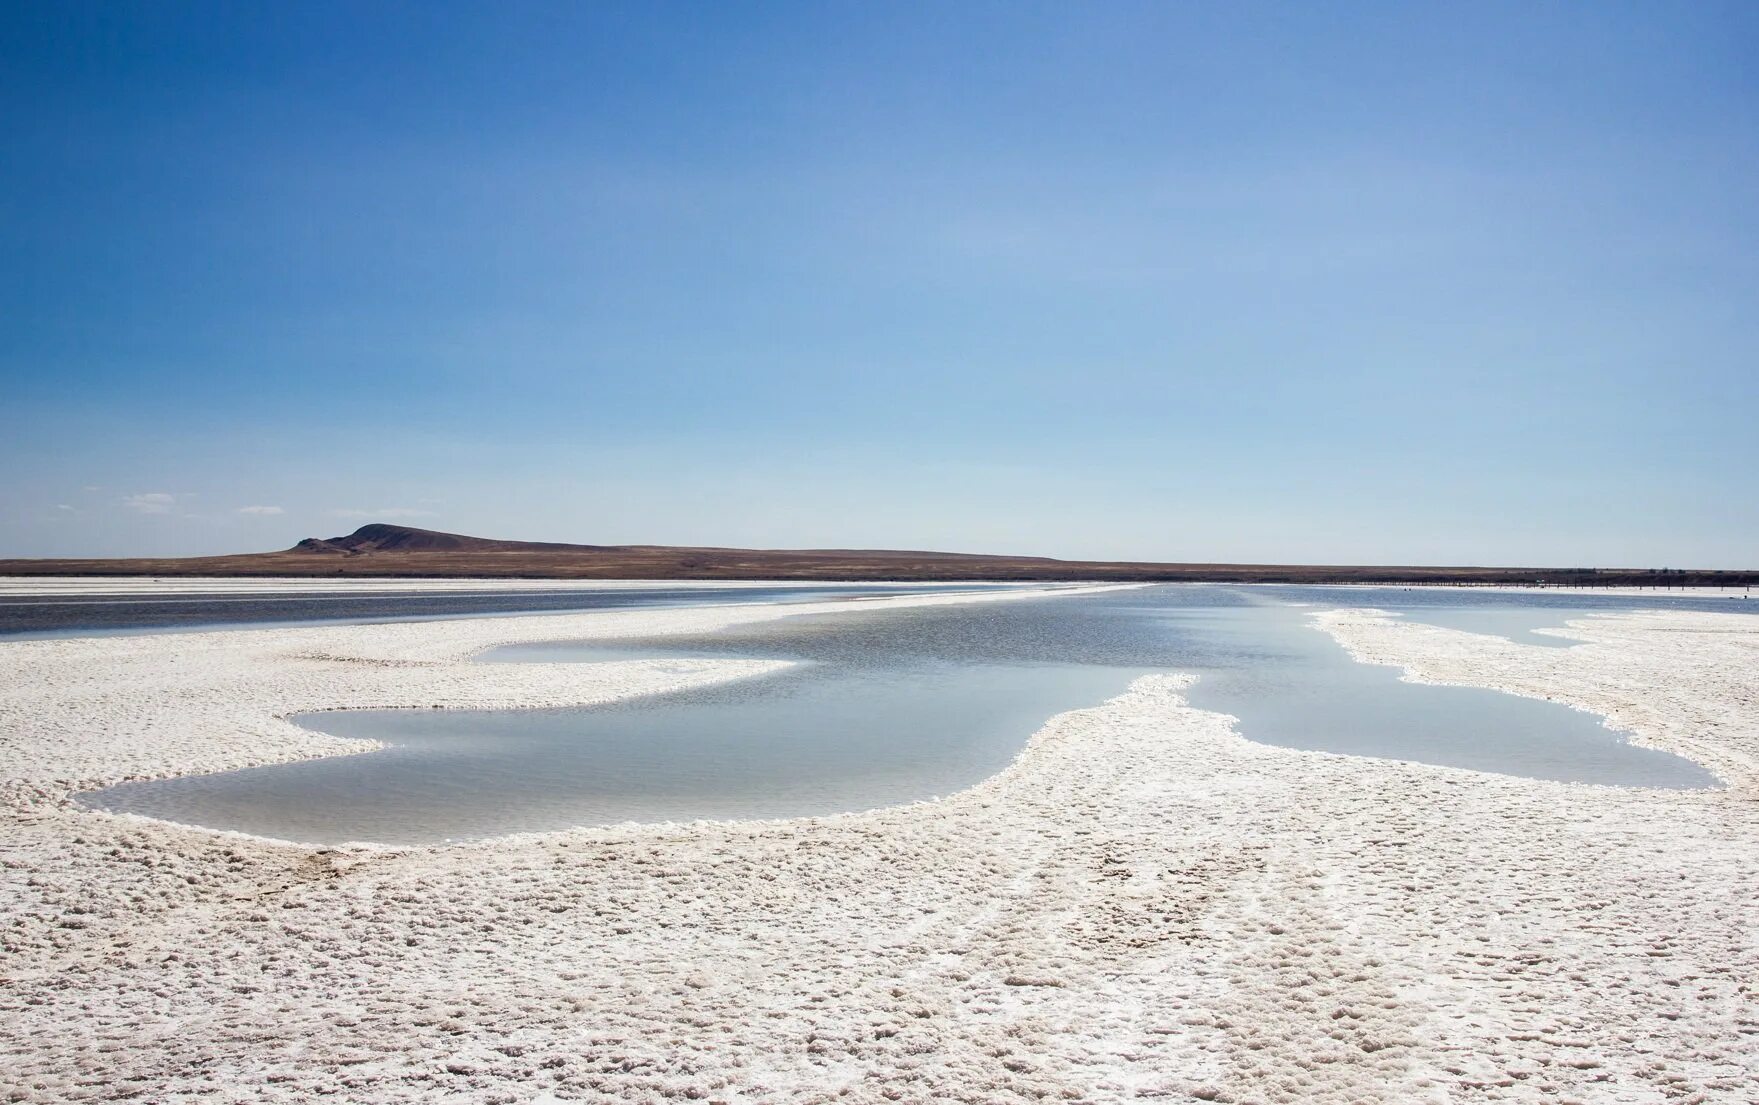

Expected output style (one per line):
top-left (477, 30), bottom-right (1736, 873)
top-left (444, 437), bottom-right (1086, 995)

top-left (5, 522), bottom-right (1752, 586)
top-left (2, 553), bottom-right (1752, 587)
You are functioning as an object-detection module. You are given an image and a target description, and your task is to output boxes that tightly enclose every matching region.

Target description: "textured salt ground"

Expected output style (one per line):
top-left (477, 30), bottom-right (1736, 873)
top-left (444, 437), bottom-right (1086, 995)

top-left (1376, 584), bottom-right (1759, 598)
top-left (1, 595), bottom-right (1756, 1103)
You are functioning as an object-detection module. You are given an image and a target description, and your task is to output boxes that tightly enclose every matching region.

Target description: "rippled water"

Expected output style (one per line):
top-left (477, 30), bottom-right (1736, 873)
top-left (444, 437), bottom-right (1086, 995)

top-left (84, 585), bottom-right (1737, 844)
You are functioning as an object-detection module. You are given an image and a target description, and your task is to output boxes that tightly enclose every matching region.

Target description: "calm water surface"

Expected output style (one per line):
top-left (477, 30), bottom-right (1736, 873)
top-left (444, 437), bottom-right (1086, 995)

top-left (84, 586), bottom-right (1741, 844)
top-left (0, 582), bottom-right (1024, 640)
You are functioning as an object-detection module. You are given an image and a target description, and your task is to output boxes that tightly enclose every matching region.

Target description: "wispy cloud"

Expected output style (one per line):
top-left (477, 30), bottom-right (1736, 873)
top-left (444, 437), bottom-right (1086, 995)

top-left (236, 505), bottom-right (286, 516)
top-left (121, 492), bottom-right (176, 515)
top-left (329, 507), bottom-right (436, 520)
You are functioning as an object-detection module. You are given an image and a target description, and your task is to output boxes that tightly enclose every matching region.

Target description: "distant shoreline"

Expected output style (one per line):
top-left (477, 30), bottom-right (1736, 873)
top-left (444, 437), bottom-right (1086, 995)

top-left (3, 522), bottom-right (1753, 588)
top-left (0, 560), bottom-right (1751, 588)
top-left (0, 575), bottom-right (1751, 597)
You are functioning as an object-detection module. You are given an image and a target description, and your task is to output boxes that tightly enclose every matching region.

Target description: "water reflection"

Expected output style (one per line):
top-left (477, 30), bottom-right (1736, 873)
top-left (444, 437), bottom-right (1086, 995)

top-left (83, 585), bottom-right (1731, 844)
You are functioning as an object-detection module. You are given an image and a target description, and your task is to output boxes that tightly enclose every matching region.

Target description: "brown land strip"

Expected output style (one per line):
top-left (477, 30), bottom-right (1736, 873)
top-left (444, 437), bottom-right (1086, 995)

top-left (1, 524), bottom-right (1752, 587)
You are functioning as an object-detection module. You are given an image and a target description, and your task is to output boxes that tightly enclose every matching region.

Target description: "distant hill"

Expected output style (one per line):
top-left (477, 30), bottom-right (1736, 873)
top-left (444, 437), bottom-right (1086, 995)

top-left (288, 524), bottom-right (1048, 562)
top-left (292, 523), bottom-right (620, 555)
top-left (1, 523), bottom-right (1753, 586)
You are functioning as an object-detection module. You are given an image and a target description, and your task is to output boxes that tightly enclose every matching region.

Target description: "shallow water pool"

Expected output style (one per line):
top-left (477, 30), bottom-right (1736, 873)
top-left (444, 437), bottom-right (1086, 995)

top-left (82, 586), bottom-right (1732, 844)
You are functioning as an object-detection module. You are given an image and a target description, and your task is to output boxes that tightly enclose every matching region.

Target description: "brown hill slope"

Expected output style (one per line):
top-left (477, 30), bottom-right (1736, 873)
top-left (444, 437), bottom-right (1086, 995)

top-left (2, 523), bottom-right (1755, 586)
top-left (291, 524), bottom-right (1031, 561)
top-left (293, 523), bottom-right (621, 555)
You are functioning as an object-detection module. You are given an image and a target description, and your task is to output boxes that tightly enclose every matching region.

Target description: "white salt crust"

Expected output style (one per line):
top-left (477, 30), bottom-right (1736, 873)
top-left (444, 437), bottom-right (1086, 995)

top-left (1330, 583), bottom-right (1757, 600)
top-left (1, 592), bottom-right (1755, 1103)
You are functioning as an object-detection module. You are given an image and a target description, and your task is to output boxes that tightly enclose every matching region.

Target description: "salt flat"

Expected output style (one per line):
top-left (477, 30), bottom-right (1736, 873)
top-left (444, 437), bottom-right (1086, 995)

top-left (1338, 583), bottom-right (1759, 600)
top-left (1, 586), bottom-right (1755, 1103)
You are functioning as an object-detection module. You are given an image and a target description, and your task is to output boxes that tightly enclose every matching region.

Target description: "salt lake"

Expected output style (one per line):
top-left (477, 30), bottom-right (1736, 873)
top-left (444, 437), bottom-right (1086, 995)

top-left (81, 585), bottom-right (1737, 844)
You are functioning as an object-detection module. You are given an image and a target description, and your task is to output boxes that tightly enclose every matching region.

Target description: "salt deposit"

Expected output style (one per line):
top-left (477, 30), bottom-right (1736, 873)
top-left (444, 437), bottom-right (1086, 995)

top-left (2, 588), bottom-right (1754, 1103)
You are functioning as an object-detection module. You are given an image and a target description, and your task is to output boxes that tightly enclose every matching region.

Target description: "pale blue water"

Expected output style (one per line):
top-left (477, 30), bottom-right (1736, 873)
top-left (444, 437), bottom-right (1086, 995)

top-left (0, 582), bottom-right (1028, 640)
top-left (1387, 608), bottom-right (1586, 647)
top-left (82, 585), bottom-right (1737, 844)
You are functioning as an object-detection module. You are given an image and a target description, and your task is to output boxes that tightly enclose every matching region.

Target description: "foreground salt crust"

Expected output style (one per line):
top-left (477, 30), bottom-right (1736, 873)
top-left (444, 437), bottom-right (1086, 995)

top-left (2, 593), bottom-right (1755, 1103)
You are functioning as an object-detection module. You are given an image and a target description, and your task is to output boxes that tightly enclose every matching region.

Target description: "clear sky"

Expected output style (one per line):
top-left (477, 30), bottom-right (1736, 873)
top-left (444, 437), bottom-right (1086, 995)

top-left (3, 2), bottom-right (1755, 566)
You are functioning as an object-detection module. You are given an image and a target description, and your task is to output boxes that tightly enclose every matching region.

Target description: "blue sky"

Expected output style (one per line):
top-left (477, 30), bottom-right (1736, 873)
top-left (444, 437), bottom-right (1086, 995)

top-left (4, 1), bottom-right (1755, 565)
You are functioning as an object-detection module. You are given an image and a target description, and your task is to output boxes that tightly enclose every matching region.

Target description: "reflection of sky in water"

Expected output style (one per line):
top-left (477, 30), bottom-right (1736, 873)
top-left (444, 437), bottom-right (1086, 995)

top-left (1385, 608), bottom-right (1586, 647)
top-left (85, 585), bottom-right (1735, 845)
top-left (0, 582), bottom-right (1028, 640)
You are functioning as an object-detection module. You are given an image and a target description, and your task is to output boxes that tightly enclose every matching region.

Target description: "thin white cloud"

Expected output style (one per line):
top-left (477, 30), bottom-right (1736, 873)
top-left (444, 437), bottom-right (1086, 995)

top-left (236, 505), bottom-right (286, 516)
top-left (121, 492), bottom-right (176, 515)
top-left (56, 504), bottom-right (76, 512)
top-left (329, 507), bottom-right (437, 520)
